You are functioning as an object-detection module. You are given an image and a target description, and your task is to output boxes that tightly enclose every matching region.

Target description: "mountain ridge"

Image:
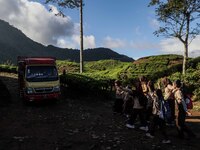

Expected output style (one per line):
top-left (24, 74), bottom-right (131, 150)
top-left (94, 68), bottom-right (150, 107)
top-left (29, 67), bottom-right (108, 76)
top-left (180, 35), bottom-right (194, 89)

top-left (0, 19), bottom-right (134, 64)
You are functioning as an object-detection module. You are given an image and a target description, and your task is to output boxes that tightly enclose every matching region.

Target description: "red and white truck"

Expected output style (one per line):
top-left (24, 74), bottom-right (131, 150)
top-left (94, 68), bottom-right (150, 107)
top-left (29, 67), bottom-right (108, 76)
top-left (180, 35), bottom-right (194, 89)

top-left (17, 56), bottom-right (60, 102)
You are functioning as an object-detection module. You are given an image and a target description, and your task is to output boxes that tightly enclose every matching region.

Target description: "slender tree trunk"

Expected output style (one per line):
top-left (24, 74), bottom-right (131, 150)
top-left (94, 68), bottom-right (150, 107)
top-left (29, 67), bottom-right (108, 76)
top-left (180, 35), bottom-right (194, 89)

top-left (80, 0), bottom-right (83, 73)
top-left (182, 12), bottom-right (190, 75)
top-left (182, 43), bottom-right (188, 75)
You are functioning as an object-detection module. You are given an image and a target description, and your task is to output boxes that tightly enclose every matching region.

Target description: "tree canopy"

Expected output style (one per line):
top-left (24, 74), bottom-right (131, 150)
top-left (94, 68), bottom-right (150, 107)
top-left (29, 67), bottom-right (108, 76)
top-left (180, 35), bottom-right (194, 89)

top-left (149, 0), bottom-right (200, 74)
top-left (44, 0), bottom-right (81, 8)
top-left (150, 0), bottom-right (200, 41)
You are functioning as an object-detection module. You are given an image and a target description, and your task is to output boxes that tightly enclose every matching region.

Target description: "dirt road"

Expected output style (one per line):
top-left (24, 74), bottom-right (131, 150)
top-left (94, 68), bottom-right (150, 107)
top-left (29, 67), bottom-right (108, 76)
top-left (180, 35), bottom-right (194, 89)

top-left (0, 73), bottom-right (200, 150)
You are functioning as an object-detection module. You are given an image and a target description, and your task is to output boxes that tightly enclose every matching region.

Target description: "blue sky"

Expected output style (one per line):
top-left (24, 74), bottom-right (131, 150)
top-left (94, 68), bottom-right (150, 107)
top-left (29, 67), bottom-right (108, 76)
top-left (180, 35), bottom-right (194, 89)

top-left (0, 0), bottom-right (200, 59)
top-left (66, 0), bottom-right (162, 58)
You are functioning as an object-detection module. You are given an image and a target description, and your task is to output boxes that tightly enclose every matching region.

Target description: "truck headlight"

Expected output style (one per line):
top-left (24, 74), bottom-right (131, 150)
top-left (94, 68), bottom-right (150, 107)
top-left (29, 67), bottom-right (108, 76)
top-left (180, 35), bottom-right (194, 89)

top-left (53, 86), bottom-right (60, 92)
top-left (26, 87), bottom-right (34, 94)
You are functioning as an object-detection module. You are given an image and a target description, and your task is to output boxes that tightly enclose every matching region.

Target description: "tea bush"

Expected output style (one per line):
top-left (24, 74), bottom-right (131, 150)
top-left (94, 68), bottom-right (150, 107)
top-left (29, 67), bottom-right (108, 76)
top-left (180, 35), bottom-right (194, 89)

top-left (1, 55), bottom-right (199, 101)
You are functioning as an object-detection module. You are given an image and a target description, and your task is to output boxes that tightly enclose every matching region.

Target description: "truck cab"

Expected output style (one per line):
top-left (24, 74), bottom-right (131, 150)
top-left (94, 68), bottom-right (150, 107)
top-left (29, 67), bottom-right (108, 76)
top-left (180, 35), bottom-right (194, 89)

top-left (18, 57), bottom-right (60, 102)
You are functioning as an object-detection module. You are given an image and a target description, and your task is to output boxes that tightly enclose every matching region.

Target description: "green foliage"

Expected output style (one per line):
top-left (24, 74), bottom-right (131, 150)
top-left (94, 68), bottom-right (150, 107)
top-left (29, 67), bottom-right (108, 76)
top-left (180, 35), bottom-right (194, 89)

top-left (57, 55), bottom-right (184, 83)
top-left (128, 55), bottom-right (183, 80)
top-left (149, 0), bottom-right (200, 74)
top-left (57, 60), bottom-right (80, 73)
top-left (193, 88), bottom-right (200, 102)
top-left (168, 58), bottom-right (200, 101)
top-left (60, 73), bottom-right (113, 99)
top-left (0, 64), bottom-right (17, 73)
top-left (57, 59), bottom-right (131, 80)
top-left (149, 0), bottom-right (200, 38)
top-left (85, 60), bottom-right (130, 79)
top-left (76, 56), bottom-right (199, 101)
top-left (1, 55), bottom-right (199, 101)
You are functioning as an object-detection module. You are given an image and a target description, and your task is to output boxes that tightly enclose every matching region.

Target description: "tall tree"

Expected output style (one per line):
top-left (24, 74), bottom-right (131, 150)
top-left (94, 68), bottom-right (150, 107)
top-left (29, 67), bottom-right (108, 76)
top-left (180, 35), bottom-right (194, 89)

top-left (79, 0), bottom-right (83, 73)
top-left (42, 0), bottom-right (84, 73)
top-left (149, 0), bottom-right (200, 75)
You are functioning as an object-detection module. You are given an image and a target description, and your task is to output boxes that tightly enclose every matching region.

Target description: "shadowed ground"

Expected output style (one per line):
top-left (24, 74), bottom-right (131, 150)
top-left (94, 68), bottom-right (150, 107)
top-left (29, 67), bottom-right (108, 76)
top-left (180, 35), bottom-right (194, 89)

top-left (0, 72), bottom-right (200, 150)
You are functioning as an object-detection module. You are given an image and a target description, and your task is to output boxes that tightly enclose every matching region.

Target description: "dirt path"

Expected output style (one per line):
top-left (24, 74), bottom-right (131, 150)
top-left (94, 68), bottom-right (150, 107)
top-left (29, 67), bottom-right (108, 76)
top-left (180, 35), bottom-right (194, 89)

top-left (0, 72), bottom-right (200, 150)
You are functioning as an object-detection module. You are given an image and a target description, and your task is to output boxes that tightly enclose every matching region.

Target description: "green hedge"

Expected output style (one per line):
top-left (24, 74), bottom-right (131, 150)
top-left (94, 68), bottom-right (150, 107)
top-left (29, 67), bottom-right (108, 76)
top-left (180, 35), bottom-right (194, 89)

top-left (0, 65), bottom-right (17, 73)
top-left (60, 73), bottom-right (114, 99)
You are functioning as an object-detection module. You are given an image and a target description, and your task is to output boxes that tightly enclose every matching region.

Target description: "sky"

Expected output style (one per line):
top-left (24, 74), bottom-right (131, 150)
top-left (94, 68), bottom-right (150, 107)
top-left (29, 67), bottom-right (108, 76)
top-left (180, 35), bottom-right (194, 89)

top-left (0, 0), bottom-right (200, 60)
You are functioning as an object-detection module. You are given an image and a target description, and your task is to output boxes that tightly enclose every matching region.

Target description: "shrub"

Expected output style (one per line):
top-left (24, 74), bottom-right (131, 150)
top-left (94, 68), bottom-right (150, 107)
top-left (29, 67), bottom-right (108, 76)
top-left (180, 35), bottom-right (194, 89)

top-left (60, 73), bottom-right (113, 99)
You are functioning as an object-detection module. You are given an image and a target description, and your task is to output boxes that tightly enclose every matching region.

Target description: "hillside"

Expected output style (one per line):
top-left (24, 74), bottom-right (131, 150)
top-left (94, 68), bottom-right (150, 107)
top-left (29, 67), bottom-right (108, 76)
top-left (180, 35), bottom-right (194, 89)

top-left (56, 54), bottom-right (184, 79)
top-left (0, 54), bottom-right (199, 100)
top-left (0, 19), bottom-right (134, 64)
top-left (57, 55), bottom-right (200, 101)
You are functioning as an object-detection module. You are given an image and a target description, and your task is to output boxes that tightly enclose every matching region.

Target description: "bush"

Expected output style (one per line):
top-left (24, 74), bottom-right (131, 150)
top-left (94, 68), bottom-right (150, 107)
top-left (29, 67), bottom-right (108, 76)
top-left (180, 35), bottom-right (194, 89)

top-left (0, 64), bottom-right (17, 73)
top-left (60, 73), bottom-right (114, 99)
top-left (0, 55), bottom-right (199, 101)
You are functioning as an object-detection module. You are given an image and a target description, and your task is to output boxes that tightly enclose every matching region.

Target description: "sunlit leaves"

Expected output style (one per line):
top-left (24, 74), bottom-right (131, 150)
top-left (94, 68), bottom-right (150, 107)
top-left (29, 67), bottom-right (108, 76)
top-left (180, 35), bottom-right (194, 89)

top-left (149, 0), bottom-right (200, 38)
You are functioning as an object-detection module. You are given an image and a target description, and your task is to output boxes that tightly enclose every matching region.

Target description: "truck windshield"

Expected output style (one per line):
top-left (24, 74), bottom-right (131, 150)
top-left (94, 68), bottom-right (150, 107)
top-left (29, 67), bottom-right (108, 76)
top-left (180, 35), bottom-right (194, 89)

top-left (26, 66), bottom-right (58, 82)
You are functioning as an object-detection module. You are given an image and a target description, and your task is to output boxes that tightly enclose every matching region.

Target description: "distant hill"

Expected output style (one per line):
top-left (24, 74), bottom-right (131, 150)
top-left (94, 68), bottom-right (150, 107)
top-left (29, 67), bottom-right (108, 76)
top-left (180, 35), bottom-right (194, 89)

top-left (55, 54), bottom-right (185, 80)
top-left (130, 54), bottom-right (184, 79)
top-left (0, 19), bottom-right (134, 64)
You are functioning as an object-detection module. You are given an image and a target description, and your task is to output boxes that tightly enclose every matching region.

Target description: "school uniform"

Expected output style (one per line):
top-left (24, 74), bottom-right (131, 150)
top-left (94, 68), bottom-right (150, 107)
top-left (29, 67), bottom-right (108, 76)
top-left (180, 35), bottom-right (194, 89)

top-left (113, 85), bottom-right (124, 113)
top-left (126, 93), bottom-right (147, 129)
top-left (164, 85), bottom-right (175, 124)
top-left (147, 93), bottom-right (169, 140)
top-left (174, 89), bottom-right (195, 138)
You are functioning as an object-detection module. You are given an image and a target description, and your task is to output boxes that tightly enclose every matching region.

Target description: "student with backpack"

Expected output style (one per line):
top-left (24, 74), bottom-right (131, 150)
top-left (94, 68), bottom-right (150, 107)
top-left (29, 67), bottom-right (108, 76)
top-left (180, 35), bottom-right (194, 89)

top-left (173, 80), bottom-right (196, 139)
top-left (113, 80), bottom-right (124, 114)
top-left (125, 79), bottom-right (148, 131)
top-left (146, 89), bottom-right (171, 144)
top-left (162, 77), bottom-right (175, 125)
top-left (122, 85), bottom-right (134, 117)
top-left (145, 80), bottom-right (154, 123)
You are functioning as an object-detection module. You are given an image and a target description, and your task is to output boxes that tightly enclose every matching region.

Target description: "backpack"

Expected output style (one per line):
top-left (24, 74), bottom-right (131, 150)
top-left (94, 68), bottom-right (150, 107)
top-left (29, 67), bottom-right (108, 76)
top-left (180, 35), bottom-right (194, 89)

top-left (181, 84), bottom-right (193, 109)
top-left (184, 95), bottom-right (193, 109)
top-left (160, 99), bottom-right (171, 121)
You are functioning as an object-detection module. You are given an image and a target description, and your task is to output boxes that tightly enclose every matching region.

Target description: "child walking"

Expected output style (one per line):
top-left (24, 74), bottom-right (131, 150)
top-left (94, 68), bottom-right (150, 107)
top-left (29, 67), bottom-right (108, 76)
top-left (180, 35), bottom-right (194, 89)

top-left (122, 85), bottom-right (133, 117)
top-left (113, 80), bottom-right (124, 114)
top-left (146, 89), bottom-right (171, 144)
top-left (125, 80), bottom-right (148, 131)
top-left (162, 77), bottom-right (175, 125)
top-left (173, 80), bottom-right (195, 139)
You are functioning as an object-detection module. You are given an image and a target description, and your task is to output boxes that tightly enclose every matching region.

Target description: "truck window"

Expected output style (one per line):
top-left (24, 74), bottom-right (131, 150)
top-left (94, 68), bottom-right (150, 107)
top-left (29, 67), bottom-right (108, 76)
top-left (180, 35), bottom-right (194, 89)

top-left (26, 66), bottom-right (58, 82)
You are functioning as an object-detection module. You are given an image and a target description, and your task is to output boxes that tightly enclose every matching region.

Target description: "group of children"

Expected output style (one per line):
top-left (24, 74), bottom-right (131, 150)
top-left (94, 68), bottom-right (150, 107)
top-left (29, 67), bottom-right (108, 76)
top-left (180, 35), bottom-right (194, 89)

top-left (113, 76), bottom-right (196, 144)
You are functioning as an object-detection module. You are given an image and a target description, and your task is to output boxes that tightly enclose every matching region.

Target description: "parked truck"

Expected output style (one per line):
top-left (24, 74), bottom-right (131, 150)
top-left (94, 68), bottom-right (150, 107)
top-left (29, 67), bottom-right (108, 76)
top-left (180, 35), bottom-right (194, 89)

top-left (17, 56), bottom-right (60, 102)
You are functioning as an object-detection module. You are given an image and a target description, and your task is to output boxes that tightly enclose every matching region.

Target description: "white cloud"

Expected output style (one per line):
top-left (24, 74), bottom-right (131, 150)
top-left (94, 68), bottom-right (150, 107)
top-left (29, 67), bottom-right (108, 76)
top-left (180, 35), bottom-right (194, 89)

top-left (84, 35), bottom-right (96, 49)
top-left (0, 0), bottom-right (75, 46)
top-left (101, 35), bottom-right (200, 59)
top-left (72, 35), bottom-right (96, 49)
top-left (159, 36), bottom-right (200, 57)
top-left (130, 40), bottom-right (160, 50)
top-left (103, 36), bottom-right (126, 49)
top-left (56, 35), bottom-right (96, 49)
top-left (56, 37), bottom-right (77, 49)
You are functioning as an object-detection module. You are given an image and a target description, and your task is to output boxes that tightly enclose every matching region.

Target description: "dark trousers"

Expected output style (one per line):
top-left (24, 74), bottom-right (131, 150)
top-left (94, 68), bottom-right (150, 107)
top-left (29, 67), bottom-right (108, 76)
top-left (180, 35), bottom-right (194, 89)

top-left (176, 109), bottom-right (195, 138)
top-left (128, 108), bottom-right (147, 126)
top-left (148, 115), bottom-right (168, 140)
top-left (145, 107), bottom-right (152, 122)
top-left (123, 99), bottom-right (133, 115)
top-left (113, 98), bottom-right (124, 113)
top-left (168, 98), bottom-right (175, 122)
